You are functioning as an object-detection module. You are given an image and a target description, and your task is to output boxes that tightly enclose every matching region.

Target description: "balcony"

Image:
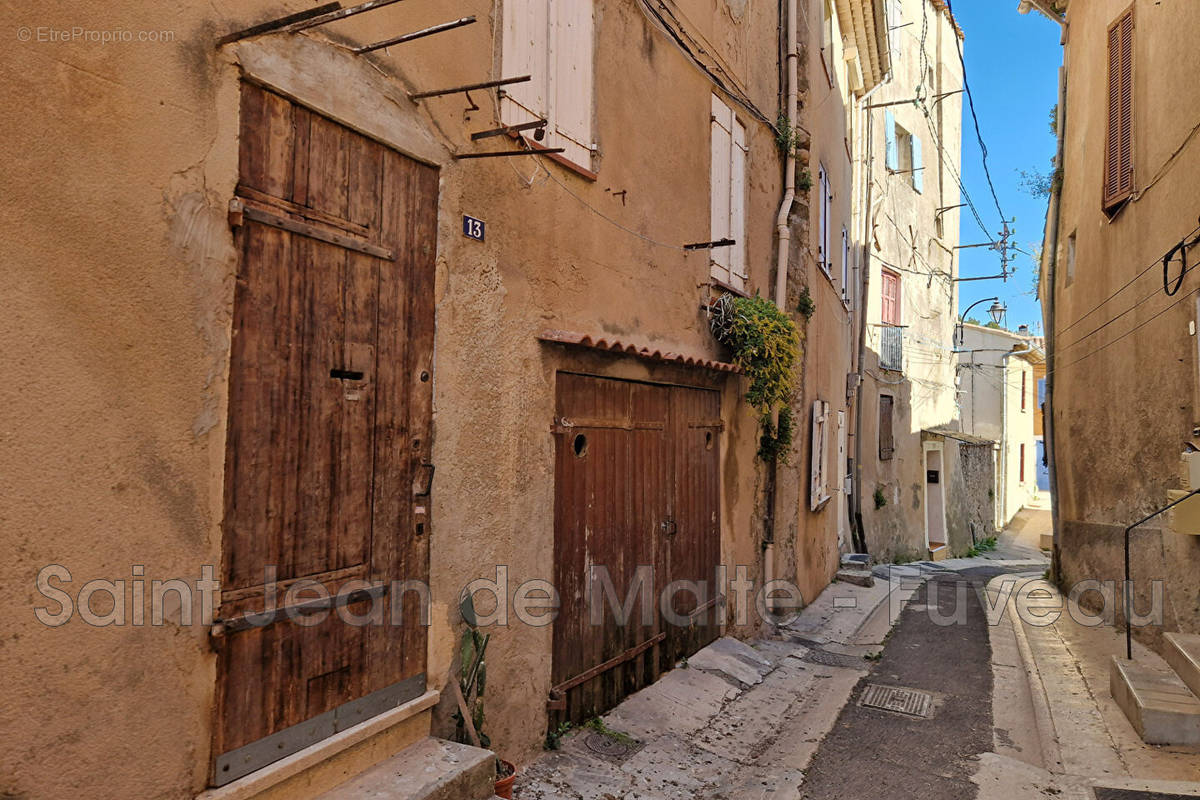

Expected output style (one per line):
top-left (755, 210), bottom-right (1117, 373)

top-left (880, 325), bottom-right (904, 371)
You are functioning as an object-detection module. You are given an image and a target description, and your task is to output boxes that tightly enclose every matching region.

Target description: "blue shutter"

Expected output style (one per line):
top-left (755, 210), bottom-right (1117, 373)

top-left (884, 110), bottom-right (898, 170)
top-left (912, 135), bottom-right (924, 193)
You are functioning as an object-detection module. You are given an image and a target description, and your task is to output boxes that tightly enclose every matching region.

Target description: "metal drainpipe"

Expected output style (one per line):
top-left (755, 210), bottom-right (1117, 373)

top-left (850, 79), bottom-right (888, 556)
top-left (764, 0), bottom-right (798, 608)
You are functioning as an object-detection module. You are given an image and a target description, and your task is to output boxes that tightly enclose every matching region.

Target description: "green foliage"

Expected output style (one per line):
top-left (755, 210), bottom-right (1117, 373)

top-left (454, 594), bottom-right (491, 749)
top-left (544, 720), bottom-right (573, 751)
top-left (583, 718), bottom-right (639, 747)
top-left (710, 294), bottom-right (799, 416)
top-left (796, 286), bottom-right (816, 319)
top-left (776, 110), bottom-right (805, 157)
top-left (1048, 103), bottom-right (1058, 136)
top-left (758, 406), bottom-right (794, 463)
top-left (873, 486), bottom-right (887, 510)
top-left (796, 168), bottom-right (813, 193)
top-left (710, 294), bottom-right (801, 463)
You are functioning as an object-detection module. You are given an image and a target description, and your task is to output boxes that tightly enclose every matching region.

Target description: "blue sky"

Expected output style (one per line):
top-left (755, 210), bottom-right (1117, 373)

top-left (947, 1), bottom-right (1063, 334)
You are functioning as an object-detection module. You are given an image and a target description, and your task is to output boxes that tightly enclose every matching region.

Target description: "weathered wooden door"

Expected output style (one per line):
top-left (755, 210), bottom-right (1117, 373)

top-left (549, 374), bottom-right (721, 722)
top-left (213, 84), bottom-right (437, 786)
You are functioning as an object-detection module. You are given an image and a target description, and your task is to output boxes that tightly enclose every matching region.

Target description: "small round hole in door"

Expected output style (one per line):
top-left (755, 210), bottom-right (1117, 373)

top-left (572, 433), bottom-right (588, 458)
top-left (704, 431), bottom-right (714, 451)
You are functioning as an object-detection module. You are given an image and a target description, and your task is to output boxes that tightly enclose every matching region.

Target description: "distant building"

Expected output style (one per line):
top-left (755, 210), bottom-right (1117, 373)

top-left (959, 324), bottom-right (1046, 527)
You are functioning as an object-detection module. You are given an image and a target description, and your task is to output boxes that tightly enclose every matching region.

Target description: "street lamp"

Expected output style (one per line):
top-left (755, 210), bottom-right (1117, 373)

top-left (957, 297), bottom-right (1006, 347)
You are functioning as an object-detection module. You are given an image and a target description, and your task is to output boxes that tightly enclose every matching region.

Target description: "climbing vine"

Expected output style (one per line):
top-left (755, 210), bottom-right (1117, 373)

top-left (709, 293), bottom-right (800, 462)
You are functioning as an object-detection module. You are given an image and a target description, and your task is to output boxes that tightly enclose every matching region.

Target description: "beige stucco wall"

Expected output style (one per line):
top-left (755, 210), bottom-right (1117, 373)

top-left (0, 0), bottom-right (789, 796)
top-left (767, 0), bottom-right (864, 606)
top-left (855, 0), bottom-right (965, 559)
top-left (959, 323), bottom-right (1042, 526)
top-left (1048, 0), bottom-right (1200, 645)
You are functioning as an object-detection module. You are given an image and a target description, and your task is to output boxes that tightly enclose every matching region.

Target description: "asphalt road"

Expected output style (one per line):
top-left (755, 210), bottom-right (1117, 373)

top-left (800, 567), bottom-right (1008, 800)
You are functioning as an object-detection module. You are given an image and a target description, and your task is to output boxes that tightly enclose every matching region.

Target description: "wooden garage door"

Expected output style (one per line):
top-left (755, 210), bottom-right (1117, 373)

top-left (549, 373), bottom-right (721, 722)
top-left (212, 84), bottom-right (437, 786)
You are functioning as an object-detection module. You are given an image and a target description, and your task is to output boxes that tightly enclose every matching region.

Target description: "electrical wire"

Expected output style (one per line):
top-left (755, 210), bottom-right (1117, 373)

top-left (943, 0), bottom-right (1008, 224)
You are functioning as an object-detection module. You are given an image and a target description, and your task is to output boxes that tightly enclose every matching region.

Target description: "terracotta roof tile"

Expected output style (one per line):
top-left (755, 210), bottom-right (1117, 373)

top-left (538, 329), bottom-right (741, 374)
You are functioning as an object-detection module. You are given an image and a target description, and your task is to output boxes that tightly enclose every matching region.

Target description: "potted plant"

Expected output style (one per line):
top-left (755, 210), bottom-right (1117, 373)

top-left (455, 595), bottom-right (518, 798)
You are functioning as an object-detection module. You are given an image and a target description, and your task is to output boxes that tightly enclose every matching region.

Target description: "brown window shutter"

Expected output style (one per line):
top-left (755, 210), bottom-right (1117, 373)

top-left (879, 395), bottom-right (894, 461)
top-left (1104, 7), bottom-right (1135, 209)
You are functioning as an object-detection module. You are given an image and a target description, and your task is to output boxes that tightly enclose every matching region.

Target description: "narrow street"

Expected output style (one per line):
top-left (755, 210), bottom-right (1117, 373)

top-left (11, 0), bottom-right (1200, 798)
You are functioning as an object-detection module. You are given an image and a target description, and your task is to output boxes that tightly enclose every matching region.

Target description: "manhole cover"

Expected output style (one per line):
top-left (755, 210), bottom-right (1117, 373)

top-left (584, 732), bottom-right (632, 759)
top-left (859, 684), bottom-right (934, 717)
top-left (802, 648), bottom-right (869, 670)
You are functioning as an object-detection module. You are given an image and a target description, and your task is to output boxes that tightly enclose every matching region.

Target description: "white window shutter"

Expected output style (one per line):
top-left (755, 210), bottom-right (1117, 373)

top-left (710, 96), bottom-right (733, 283)
top-left (501, 0), bottom-right (550, 127)
top-left (884, 110), bottom-right (898, 170)
top-left (729, 117), bottom-right (747, 291)
top-left (810, 400), bottom-right (830, 511)
top-left (841, 228), bottom-right (850, 303)
top-left (818, 165), bottom-right (829, 274)
top-left (912, 135), bottom-right (924, 193)
top-left (552, 1), bottom-right (593, 165)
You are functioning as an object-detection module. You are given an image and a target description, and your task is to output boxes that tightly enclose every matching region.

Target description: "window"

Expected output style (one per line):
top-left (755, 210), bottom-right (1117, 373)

top-left (501, 0), bottom-right (595, 169)
top-left (884, 112), bottom-right (922, 192)
top-left (841, 227), bottom-right (851, 306)
top-left (1103, 6), bottom-right (1134, 210)
top-left (1022, 371), bottom-right (1028, 412)
top-left (1020, 443), bottom-right (1027, 483)
top-left (1067, 232), bottom-right (1078, 283)
top-left (881, 268), bottom-right (901, 325)
top-left (887, 0), bottom-right (903, 56)
top-left (710, 95), bottom-right (747, 291)
top-left (879, 395), bottom-right (895, 460)
top-left (818, 164), bottom-right (832, 276)
top-left (811, 400), bottom-right (832, 510)
top-left (820, 0), bottom-right (835, 88)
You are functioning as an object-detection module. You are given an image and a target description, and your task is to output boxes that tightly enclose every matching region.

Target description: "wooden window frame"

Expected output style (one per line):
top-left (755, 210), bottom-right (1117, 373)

top-left (881, 268), bottom-right (901, 326)
top-left (1020, 443), bottom-right (1027, 484)
top-left (1103, 5), bottom-right (1135, 212)
top-left (1021, 371), bottom-right (1028, 412)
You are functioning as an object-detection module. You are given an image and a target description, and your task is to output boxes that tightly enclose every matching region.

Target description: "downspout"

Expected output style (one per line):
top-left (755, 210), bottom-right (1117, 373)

top-left (850, 81), bottom-right (889, 555)
top-left (765, 0), bottom-right (797, 611)
top-left (773, 0), bottom-right (798, 309)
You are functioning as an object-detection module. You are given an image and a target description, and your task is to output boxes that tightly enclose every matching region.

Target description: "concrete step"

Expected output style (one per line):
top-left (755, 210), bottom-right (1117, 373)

top-left (1164, 632), bottom-right (1200, 700)
top-left (835, 568), bottom-right (874, 588)
top-left (928, 543), bottom-right (949, 562)
top-left (1109, 655), bottom-right (1200, 745)
top-left (315, 737), bottom-right (496, 800)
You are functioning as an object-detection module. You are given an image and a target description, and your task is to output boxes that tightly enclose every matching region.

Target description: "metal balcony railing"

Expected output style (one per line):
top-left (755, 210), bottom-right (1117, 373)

top-left (880, 325), bottom-right (903, 371)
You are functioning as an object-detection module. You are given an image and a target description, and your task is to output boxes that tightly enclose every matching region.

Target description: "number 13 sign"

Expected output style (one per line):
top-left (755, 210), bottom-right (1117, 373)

top-left (462, 215), bottom-right (485, 241)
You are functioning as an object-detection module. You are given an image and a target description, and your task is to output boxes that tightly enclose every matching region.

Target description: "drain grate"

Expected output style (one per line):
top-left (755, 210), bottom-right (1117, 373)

top-left (802, 648), bottom-right (869, 670)
top-left (859, 684), bottom-right (934, 717)
top-left (584, 732), bottom-right (633, 760)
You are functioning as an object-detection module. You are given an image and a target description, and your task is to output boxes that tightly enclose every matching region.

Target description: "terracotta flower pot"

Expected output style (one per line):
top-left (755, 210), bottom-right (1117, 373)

top-left (494, 759), bottom-right (517, 799)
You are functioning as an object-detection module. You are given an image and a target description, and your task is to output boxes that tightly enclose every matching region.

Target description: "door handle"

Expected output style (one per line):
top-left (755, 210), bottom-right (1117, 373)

top-left (413, 462), bottom-right (435, 497)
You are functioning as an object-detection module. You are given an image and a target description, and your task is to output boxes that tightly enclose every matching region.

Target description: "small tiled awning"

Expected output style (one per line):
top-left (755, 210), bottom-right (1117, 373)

top-left (538, 329), bottom-right (741, 374)
top-left (923, 427), bottom-right (996, 446)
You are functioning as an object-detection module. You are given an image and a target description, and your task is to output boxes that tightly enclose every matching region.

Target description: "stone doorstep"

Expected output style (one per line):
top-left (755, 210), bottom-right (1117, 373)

top-left (1109, 656), bottom-right (1200, 746)
top-left (928, 543), bottom-right (950, 562)
top-left (314, 737), bottom-right (496, 800)
top-left (1165, 632), bottom-right (1200, 700)
top-left (196, 691), bottom-right (439, 800)
top-left (834, 567), bottom-right (875, 588)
